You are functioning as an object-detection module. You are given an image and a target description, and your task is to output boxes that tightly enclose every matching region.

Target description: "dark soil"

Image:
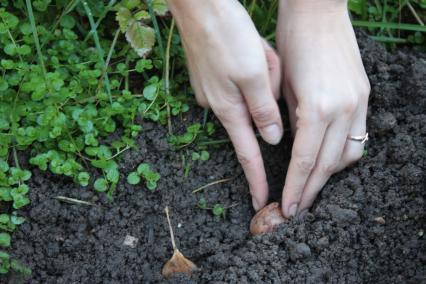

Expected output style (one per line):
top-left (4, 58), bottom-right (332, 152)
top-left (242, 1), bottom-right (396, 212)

top-left (7, 34), bottom-right (426, 283)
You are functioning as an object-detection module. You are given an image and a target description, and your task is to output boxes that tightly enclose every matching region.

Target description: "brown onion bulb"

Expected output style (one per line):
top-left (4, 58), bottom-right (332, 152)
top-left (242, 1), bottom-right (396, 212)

top-left (250, 202), bottom-right (287, 235)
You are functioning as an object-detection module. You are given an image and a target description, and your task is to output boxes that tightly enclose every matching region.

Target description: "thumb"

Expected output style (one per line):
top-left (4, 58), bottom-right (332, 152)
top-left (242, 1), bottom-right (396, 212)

top-left (239, 72), bottom-right (283, 145)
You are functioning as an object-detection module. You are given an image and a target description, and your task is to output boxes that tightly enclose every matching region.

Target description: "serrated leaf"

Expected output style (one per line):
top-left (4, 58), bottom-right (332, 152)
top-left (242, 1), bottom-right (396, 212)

top-left (125, 20), bottom-right (155, 58)
top-left (152, 0), bottom-right (168, 16)
top-left (116, 7), bottom-right (132, 33)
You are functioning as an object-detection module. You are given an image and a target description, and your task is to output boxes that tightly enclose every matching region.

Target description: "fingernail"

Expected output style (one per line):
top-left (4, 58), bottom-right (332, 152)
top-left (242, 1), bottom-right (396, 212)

top-left (260, 124), bottom-right (282, 145)
top-left (252, 197), bottom-right (260, 211)
top-left (288, 203), bottom-right (298, 218)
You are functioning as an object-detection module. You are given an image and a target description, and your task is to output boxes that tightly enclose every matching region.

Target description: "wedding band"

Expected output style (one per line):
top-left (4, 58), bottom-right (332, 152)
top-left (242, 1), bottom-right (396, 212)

top-left (348, 133), bottom-right (369, 144)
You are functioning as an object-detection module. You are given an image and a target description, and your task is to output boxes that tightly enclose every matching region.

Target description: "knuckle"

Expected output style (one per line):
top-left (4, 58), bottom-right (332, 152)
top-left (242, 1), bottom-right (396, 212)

top-left (341, 94), bottom-right (359, 115)
top-left (235, 66), bottom-right (264, 83)
top-left (294, 155), bottom-right (316, 173)
top-left (236, 150), bottom-right (261, 168)
top-left (213, 105), bottom-right (234, 124)
top-left (250, 104), bottom-right (277, 125)
top-left (318, 160), bottom-right (339, 175)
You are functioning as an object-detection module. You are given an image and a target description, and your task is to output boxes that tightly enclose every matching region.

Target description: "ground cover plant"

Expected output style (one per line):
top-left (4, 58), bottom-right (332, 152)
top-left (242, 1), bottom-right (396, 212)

top-left (0, 0), bottom-right (425, 281)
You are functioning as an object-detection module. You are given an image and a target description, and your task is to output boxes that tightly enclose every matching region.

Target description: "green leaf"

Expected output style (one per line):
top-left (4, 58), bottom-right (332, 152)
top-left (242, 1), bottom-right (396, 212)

top-left (212, 204), bottom-right (225, 217)
top-left (122, 0), bottom-right (141, 10)
top-left (152, 0), bottom-right (168, 16)
top-left (125, 20), bottom-right (156, 57)
top-left (0, 233), bottom-right (10, 247)
top-left (106, 168), bottom-right (120, 184)
top-left (197, 197), bottom-right (207, 209)
top-left (146, 180), bottom-right (157, 190)
top-left (94, 178), bottom-right (108, 192)
top-left (135, 59), bottom-right (153, 72)
top-left (137, 163), bottom-right (150, 175)
top-left (143, 84), bottom-right (157, 100)
top-left (127, 172), bottom-right (140, 185)
top-left (10, 215), bottom-right (25, 225)
top-left (191, 152), bottom-right (200, 161)
top-left (116, 7), bottom-right (132, 33)
top-left (200, 150), bottom-right (210, 161)
top-left (10, 260), bottom-right (31, 277)
top-left (0, 78), bottom-right (8, 92)
top-left (13, 196), bottom-right (30, 209)
top-left (60, 15), bottom-right (76, 29)
top-left (77, 172), bottom-right (90, 187)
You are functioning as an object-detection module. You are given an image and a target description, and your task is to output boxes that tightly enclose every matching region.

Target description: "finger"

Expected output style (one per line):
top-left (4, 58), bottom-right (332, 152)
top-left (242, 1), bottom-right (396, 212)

top-left (283, 85), bottom-right (298, 136)
top-left (212, 101), bottom-right (269, 211)
top-left (297, 119), bottom-right (351, 212)
top-left (262, 39), bottom-right (281, 100)
top-left (281, 115), bottom-right (327, 218)
top-left (336, 103), bottom-right (368, 172)
top-left (186, 53), bottom-right (209, 108)
top-left (238, 70), bottom-right (283, 146)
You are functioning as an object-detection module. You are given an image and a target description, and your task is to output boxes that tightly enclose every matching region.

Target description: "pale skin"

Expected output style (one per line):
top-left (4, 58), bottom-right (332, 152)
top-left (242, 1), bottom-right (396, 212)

top-left (167, 0), bottom-right (370, 218)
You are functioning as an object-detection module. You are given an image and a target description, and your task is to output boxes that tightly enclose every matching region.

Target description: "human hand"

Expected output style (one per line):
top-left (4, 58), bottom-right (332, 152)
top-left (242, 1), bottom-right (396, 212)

top-left (276, 0), bottom-right (371, 217)
top-left (168, 0), bottom-right (282, 210)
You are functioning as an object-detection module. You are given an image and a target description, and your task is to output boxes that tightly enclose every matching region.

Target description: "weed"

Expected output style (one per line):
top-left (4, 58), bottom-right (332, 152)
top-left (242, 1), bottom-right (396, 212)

top-left (127, 163), bottom-right (161, 190)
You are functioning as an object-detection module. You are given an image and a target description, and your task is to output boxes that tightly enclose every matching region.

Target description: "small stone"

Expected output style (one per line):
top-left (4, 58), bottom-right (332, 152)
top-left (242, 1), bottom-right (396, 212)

top-left (328, 205), bottom-right (360, 225)
top-left (123, 235), bottom-right (138, 248)
top-left (316, 237), bottom-right (329, 249)
top-left (418, 230), bottom-right (424, 237)
top-left (374, 217), bottom-right (386, 225)
top-left (289, 242), bottom-right (311, 261)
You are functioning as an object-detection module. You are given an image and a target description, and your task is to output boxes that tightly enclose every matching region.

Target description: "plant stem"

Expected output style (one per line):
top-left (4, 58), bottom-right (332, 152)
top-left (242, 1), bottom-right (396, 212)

top-left (25, 0), bottom-right (51, 92)
top-left (164, 19), bottom-right (175, 135)
top-left (146, 0), bottom-right (165, 59)
top-left (13, 147), bottom-right (20, 169)
top-left (164, 206), bottom-right (177, 251)
top-left (81, 0), bottom-right (113, 104)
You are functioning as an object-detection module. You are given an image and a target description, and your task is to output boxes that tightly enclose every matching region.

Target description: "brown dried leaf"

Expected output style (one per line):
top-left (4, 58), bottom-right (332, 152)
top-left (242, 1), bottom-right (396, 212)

top-left (162, 249), bottom-right (197, 278)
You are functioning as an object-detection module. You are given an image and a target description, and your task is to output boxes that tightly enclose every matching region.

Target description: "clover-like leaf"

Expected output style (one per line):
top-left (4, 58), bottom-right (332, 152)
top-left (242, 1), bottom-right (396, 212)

top-left (125, 20), bottom-right (155, 58)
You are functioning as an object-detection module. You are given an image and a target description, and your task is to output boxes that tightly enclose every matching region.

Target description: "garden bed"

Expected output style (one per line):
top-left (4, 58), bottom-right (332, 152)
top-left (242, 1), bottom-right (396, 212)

top-left (8, 34), bottom-right (426, 283)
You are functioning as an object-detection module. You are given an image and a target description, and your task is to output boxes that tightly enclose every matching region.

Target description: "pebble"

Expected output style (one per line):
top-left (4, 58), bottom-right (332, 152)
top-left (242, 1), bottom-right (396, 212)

top-left (328, 205), bottom-right (360, 225)
top-left (374, 217), bottom-right (386, 225)
top-left (123, 235), bottom-right (138, 248)
top-left (289, 242), bottom-right (311, 261)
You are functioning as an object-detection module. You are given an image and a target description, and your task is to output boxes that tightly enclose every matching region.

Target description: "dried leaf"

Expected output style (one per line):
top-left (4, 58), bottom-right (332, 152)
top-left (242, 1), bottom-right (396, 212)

top-left (125, 20), bottom-right (155, 57)
top-left (162, 249), bottom-right (197, 278)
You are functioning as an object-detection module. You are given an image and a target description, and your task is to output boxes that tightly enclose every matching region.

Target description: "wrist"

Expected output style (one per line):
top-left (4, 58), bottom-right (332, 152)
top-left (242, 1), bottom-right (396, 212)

top-left (280, 0), bottom-right (348, 14)
top-left (166, 0), bottom-right (244, 37)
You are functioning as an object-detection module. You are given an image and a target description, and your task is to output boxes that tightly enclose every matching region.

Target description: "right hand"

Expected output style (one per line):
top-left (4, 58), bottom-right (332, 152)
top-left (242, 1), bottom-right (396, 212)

top-left (168, 0), bottom-right (283, 210)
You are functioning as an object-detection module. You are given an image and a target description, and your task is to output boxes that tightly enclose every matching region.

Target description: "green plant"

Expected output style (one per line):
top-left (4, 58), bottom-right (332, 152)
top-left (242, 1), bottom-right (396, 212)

top-left (127, 163), bottom-right (161, 190)
top-left (197, 197), bottom-right (233, 218)
top-left (0, 0), bottom-right (192, 275)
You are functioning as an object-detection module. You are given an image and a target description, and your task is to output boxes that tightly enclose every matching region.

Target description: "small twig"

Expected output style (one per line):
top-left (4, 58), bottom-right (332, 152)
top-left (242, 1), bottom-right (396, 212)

top-left (107, 145), bottom-right (130, 160)
top-left (55, 196), bottom-right (95, 206)
top-left (164, 206), bottom-right (177, 251)
top-left (164, 19), bottom-right (175, 135)
top-left (192, 177), bottom-right (234, 194)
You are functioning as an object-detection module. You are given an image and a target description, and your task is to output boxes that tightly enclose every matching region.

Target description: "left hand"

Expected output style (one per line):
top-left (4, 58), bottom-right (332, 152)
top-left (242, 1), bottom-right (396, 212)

top-left (276, 0), bottom-right (371, 218)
